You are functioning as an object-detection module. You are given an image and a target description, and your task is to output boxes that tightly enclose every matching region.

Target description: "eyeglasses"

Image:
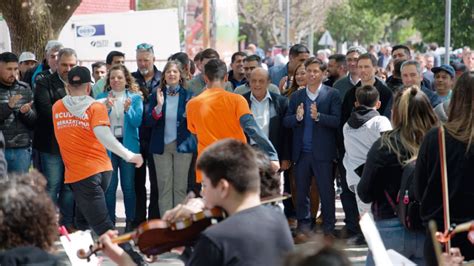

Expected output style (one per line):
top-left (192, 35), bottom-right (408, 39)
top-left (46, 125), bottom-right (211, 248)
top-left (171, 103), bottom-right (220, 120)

top-left (136, 43), bottom-right (154, 53)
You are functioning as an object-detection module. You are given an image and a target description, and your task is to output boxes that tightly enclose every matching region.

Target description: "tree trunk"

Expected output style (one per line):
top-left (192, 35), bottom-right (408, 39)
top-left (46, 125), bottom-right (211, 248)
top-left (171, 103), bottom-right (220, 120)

top-left (0, 0), bottom-right (81, 59)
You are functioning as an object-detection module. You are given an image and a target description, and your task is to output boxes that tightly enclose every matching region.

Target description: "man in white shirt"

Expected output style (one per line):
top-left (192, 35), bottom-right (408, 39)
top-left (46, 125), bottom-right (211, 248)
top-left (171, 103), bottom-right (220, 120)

top-left (242, 68), bottom-right (291, 171)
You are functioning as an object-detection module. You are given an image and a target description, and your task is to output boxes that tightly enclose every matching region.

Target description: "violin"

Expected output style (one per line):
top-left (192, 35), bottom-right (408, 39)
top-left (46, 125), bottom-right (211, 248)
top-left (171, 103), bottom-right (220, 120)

top-left (77, 193), bottom-right (290, 261)
top-left (77, 207), bottom-right (226, 261)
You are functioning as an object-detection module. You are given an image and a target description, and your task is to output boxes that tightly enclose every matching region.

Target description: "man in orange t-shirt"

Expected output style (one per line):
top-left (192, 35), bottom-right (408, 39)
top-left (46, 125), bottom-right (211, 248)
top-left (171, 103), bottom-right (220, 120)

top-left (53, 66), bottom-right (143, 239)
top-left (187, 59), bottom-right (280, 183)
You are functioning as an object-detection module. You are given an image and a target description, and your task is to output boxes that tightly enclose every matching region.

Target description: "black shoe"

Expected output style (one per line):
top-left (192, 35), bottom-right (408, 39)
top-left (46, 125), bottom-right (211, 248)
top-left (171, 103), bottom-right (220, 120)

top-left (346, 233), bottom-right (367, 246)
top-left (334, 226), bottom-right (358, 239)
top-left (124, 222), bottom-right (134, 233)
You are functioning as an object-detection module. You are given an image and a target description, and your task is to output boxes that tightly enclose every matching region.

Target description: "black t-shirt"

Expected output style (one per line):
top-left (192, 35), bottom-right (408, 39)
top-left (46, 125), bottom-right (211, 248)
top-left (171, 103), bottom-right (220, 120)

top-left (185, 205), bottom-right (294, 266)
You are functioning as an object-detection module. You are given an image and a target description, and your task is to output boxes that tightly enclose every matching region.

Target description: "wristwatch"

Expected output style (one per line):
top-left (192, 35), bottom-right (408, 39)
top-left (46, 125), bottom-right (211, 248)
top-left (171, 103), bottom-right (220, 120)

top-left (315, 112), bottom-right (320, 122)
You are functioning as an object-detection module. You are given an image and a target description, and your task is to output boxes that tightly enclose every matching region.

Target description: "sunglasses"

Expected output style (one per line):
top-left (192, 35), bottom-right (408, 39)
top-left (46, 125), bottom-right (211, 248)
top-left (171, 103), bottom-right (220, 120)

top-left (137, 43), bottom-right (154, 53)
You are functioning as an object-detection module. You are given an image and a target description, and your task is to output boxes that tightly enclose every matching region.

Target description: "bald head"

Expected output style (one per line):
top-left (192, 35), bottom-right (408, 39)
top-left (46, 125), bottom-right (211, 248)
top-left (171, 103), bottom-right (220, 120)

top-left (249, 68), bottom-right (270, 101)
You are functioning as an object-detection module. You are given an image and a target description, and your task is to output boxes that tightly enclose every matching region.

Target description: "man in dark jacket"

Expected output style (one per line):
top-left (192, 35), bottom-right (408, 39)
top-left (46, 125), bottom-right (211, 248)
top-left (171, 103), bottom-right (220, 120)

top-left (0, 52), bottom-right (36, 174)
top-left (324, 54), bottom-right (347, 87)
top-left (22, 40), bottom-right (62, 90)
top-left (242, 68), bottom-right (291, 169)
top-left (132, 43), bottom-right (161, 225)
top-left (32, 43), bottom-right (63, 91)
top-left (284, 58), bottom-right (341, 238)
top-left (227, 51), bottom-right (247, 90)
top-left (337, 54), bottom-right (392, 244)
top-left (341, 53), bottom-right (392, 125)
top-left (34, 48), bottom-right (76, 228)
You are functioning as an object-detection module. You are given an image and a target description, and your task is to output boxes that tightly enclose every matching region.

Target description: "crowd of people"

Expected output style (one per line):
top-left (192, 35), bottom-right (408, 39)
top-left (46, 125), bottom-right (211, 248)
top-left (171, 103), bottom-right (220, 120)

top-left (0, 39), bottom-right (473, 266)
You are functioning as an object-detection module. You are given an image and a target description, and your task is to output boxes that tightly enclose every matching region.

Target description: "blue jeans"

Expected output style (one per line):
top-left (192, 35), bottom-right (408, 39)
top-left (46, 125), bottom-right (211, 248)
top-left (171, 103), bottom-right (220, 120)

top-left (5, 147), bottom-right (31, 174)
top-left (105, 153), bottom-right (136, 223)
top-left (366, 218), bottom-right (425, 266)
top-left (40, 152), bottom-right (74, 226)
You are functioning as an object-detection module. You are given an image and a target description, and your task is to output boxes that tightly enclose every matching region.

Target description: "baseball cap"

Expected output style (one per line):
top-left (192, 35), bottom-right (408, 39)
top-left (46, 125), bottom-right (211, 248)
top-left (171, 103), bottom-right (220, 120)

top-left (67, 66), bottom-right (92, 85)
top-left (432, 64), bottom-right (455, 78)
top-left (450, 62), bottom-right (467, 73)
top-left (19, 52), bottom-right (37, 63)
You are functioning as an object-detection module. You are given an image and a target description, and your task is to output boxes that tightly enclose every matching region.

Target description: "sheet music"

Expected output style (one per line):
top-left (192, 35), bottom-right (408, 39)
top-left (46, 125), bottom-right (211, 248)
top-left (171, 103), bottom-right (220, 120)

top-left (60, 230), bottom-right (99, 266)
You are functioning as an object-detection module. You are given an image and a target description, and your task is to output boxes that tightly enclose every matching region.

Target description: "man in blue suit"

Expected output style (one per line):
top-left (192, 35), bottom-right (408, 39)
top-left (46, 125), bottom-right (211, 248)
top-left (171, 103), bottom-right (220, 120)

top-left (284, 57), bottom-right (341, 239)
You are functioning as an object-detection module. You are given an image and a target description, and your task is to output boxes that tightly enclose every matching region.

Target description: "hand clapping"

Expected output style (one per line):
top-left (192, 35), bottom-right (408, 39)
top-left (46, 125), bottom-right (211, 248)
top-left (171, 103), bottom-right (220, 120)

top-left (310, 102), bottom-right (318, 121)
top-left (296, 103), bottom-right (304, 121)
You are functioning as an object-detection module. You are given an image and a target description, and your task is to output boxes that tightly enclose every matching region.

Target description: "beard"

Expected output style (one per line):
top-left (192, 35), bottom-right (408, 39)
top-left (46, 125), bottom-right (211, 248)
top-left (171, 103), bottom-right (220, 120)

top-left (139, 68), bottom-right (150, 76)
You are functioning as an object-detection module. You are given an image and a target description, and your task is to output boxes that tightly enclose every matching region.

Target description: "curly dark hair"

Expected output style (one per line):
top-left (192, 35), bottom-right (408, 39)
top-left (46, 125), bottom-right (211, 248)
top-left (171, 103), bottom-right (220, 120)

top-left (254, 149), bottom-right (280, 198)
top-left (0, 170), bottom-right (58, 251)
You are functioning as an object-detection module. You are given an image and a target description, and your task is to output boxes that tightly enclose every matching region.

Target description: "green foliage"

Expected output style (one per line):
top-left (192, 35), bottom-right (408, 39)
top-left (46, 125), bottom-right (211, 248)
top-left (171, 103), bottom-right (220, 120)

top-left (389, 20), bottom-right (417, 45)
top-left (325, 2), bottom-right (390, 45)
top-left (138, 0), bottom-right (177, 10)
top-left (352, 0), bottom-right (474, 47)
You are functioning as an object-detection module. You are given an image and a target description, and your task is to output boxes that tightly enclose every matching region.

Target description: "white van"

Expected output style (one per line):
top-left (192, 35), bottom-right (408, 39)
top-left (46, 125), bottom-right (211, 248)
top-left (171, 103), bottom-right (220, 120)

top-left (58, 9), bottom-right (181, 70)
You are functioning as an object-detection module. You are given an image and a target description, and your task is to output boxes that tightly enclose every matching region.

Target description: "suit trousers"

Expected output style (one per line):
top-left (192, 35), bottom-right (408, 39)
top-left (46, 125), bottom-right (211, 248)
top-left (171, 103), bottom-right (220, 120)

top-left (294, 152), bottom-right (335, 233)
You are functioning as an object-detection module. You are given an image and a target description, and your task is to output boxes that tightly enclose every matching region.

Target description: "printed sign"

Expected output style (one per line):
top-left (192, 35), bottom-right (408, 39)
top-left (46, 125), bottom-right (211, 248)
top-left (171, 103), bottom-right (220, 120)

top-left (76, 24), bottom-right (105, 37)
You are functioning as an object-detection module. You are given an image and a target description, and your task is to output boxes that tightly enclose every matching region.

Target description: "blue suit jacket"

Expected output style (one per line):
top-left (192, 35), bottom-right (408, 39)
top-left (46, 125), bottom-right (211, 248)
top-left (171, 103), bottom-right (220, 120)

top-left (283, 85), bottom-right (341, 162)
top-left (145, 87), bottom-right (196, 154)
top-left (96, 90), bottom-right (143, 153)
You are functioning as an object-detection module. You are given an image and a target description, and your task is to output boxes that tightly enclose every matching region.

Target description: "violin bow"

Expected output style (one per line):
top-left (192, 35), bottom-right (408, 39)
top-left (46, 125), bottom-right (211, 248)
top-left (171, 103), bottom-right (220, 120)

top-left (435, 221), bottom-right (474, 243)
top-left (260, 193), bottom-right (291, 205)
top-left (438, 126), bottom-right (451, 252)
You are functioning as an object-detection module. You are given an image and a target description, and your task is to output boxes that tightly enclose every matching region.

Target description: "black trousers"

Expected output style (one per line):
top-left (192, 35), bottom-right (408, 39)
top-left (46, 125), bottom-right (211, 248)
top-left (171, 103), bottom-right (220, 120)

top-left (336, 147), bottom-right (361, 234)
top-left (134, 151), bottom-right (159, 224)
top-left (71, 170), bottom-right (144, 264)
top-left (71, 171), bottom-right (114, 235)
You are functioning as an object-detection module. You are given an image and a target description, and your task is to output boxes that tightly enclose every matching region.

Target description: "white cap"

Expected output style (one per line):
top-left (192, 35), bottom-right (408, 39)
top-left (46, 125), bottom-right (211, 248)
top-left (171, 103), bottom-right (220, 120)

top-left (19, 52), bottom-right (37, 63)
top-left (45, 40), bottom-right (63, 52)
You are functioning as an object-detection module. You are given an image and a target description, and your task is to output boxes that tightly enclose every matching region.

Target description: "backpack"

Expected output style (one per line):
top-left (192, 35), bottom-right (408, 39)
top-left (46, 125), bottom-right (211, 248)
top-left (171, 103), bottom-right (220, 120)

top-left (384, 160), bottom-right (424, 231)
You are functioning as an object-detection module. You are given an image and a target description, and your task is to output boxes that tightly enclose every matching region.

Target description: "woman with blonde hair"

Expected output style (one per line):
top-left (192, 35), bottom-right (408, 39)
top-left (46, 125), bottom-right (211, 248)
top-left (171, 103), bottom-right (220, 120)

top-left (96, 64), bottom-right (143, 231)
top-left (358, 85), bottom-right (438, 265)
top-left (415, 71), bottom-right (474, 265)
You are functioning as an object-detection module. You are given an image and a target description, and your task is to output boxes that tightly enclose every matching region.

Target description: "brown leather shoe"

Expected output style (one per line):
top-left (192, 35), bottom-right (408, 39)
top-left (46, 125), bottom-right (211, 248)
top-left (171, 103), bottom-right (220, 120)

top-left (323, 232), bottom-right (336, 244)
top-left (287, 218), bottom-right (298, 230)
top-left (293, 232), bottom-right (310, 244)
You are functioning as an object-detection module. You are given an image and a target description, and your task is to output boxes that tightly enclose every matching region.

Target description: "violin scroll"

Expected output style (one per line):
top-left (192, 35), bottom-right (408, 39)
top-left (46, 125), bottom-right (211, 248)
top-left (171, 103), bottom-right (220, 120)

top-left (77, 244), bottom-right (100, 262)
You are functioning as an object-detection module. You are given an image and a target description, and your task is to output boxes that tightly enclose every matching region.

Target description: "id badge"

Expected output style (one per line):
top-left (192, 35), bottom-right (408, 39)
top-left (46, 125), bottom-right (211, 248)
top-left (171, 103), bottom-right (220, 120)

top-left (113, 126), bottom-right (123, 138)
